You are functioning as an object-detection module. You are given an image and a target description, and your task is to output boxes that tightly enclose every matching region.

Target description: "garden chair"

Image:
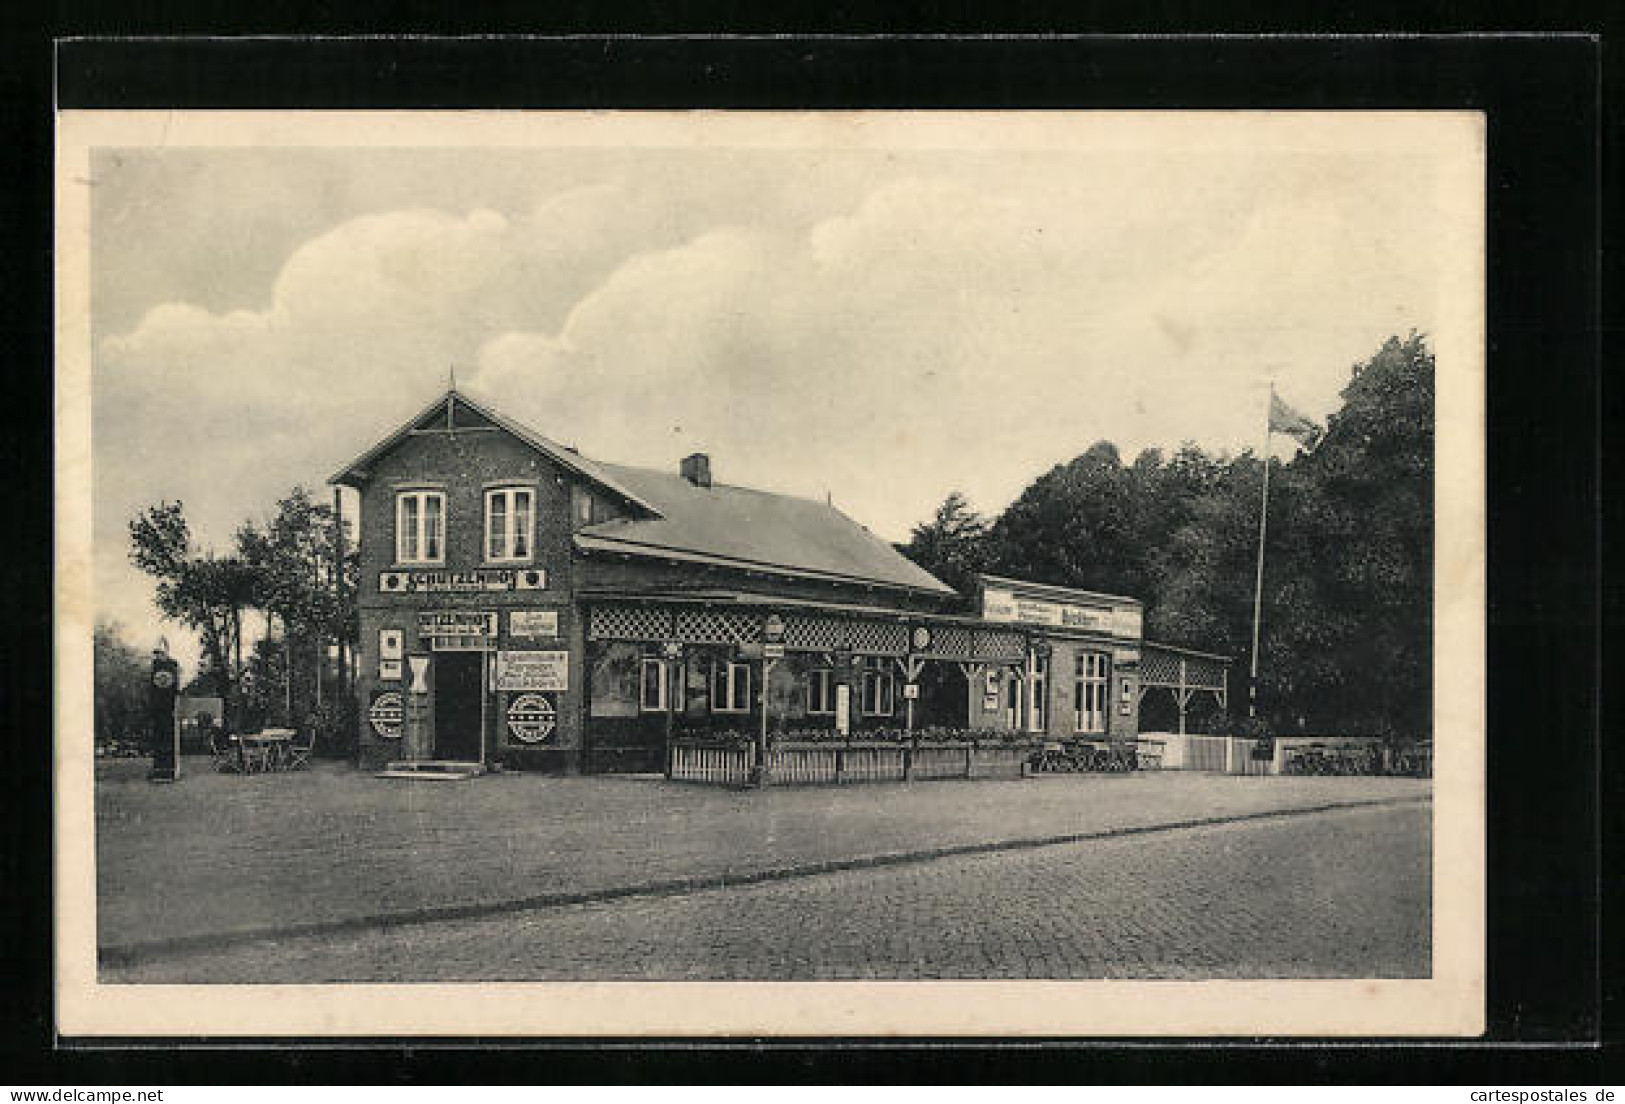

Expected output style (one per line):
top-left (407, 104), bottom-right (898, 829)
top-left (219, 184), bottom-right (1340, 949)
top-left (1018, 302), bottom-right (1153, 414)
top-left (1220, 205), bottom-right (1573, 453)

top-left (208, 727), bottom-right (243, 773)
top-left (283, 724), bottom-right (318, 771)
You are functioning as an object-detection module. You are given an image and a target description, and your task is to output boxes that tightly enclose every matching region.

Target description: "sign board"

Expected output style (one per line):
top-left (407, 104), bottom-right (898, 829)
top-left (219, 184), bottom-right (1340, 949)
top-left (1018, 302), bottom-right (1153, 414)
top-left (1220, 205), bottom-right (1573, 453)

top-left (379, 629), bottom-right (404, 660)
top-left (380, 568), bottom-right (546, 594)
top-left (1111, 606), bottom-right (1144, 640)
top-left (834, 683), bottom-right (851, 736)
top-left (983, 693), bottom-right (1000, 712)
top-left (368, 691), bottom-right (404, 739)
top-left (1118, 702), bottom-right (1131, 716)
top-left (763, 642), bottom-right (785, 659)
top-left (407, 655), bottom-right (430, 695)
top-left (1121, 679), bottom-right (1134, 702)
top-left (910, 625), bottom-right (933, 652)
top-left (660, 641), bottom-right (684, 659)
top-left (509, 610), bottom-right (560, 638)
top-left (763, 613), bottom-right (786, 643)
top-left (506, 693), bottom-right (557, 743)
top-left (496, 650), bottom-right (569, 692)
top-left (902, 683), bottom-right (920, 701)
top-left (419, 610), bottom-right (498, 638)
top-left (379, 658), bottom-right (403, 681)
top-left (981, 586), bottom-right (1121, 635)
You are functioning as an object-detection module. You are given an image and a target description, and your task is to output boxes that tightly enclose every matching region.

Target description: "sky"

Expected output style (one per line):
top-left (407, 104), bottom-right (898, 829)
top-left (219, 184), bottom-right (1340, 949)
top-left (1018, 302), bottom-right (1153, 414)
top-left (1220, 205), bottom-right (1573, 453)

top-left (85, 114), bottom-right (1473, 667)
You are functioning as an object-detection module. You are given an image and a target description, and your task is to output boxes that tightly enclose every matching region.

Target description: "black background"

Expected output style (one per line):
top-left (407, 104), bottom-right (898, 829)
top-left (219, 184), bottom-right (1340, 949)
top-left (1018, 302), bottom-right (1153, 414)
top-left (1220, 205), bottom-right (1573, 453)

top-left (3, 17), bottom-right (1611, 1085)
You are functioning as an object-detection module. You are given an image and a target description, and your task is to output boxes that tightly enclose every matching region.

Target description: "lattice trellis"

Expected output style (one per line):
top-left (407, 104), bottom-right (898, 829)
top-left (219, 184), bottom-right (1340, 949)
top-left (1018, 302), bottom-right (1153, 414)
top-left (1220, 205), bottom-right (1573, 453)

top-left (675, 608), bottom-right (762, 645)
top-left (918, 625), bottom-right (976, 660)
top-left (846, 620), bottom-right (908, 655)
top-left (974, 629), bottom-right (1027, 663)
top-left (1141, 648), bottom-right (1182, 685)
top-left (1140, 646), bottom-right (1229, 689)
top-left (588, 605), bottom-right (673, 641)
top-left (783, 615), bottom-right (845, 651)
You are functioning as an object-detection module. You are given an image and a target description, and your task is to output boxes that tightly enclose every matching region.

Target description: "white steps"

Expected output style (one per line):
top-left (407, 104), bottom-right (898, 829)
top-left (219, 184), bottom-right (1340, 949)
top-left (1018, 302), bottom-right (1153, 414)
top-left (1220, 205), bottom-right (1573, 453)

top-left (375, 760), bottom-right (486, 781)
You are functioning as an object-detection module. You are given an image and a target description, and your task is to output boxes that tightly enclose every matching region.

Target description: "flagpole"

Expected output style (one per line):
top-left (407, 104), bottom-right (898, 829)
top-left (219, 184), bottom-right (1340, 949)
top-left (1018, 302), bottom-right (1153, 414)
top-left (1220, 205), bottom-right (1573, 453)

top-left (1248, 382), bottom-right (1274, 720)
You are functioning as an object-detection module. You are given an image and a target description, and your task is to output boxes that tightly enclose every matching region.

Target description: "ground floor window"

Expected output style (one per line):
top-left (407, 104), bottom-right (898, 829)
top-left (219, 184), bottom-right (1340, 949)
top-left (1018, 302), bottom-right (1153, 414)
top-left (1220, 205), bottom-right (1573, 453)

top-left (860, 657), bottom-right (894, 717)
top-left (711, 659), bottom-right (752, 714)
top-left (639, 656), bottom-right (668, 712)
top-left (1075, 651), bottom-right (1110, 733)
top-left (807, 667), bottom-right (835, 715)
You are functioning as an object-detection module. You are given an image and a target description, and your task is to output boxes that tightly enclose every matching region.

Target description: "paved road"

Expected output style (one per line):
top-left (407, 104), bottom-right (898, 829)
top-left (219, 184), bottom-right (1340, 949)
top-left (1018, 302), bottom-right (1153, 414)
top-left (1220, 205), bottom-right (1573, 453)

top-left (110, 800), bottom-right (1430, 982)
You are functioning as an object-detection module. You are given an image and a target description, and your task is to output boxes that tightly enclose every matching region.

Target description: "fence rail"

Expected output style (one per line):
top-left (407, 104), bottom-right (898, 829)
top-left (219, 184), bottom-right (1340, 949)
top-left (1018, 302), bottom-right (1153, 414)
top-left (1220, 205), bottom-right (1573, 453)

top-left (669, 739), bottom-right (1039, 787)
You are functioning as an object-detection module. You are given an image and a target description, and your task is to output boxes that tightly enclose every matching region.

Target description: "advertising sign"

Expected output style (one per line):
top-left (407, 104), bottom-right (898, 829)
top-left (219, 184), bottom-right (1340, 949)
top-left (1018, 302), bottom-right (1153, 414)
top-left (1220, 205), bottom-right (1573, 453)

top-left (835, 683), bottom-right (851, 736)
top-left (379, 658), bottom-right (403, 681)
top-left (982, 586), bottom-right (1118, 634)
top-left (418, 610), bottom-right (498, 638)
top-left (508, 610), bottom-right (560, 638)
top-left (902, 683), bottom-right (920, 701)
top-left (368, 691), bottom-right (404, 739)
top-left (379, 629), bottom-right (404, 660)
top-left (380, 568), bottom-right (546, 594)
top-left (763, 613), bottom-right (786, 643)
top-left (496, 649), bottom-right (569, 692)
top-left (506, 693), bottom-right (557, 743)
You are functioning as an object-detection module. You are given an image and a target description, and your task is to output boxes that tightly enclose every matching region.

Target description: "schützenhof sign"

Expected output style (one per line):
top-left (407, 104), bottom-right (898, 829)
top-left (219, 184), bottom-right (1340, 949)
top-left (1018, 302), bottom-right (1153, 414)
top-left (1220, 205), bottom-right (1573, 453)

top-left (380, 568), bottom-right (546, 593)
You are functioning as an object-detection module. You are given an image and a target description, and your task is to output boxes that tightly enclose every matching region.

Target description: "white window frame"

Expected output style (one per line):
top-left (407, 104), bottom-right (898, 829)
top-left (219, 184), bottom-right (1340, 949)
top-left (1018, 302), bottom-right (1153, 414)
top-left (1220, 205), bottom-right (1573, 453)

top-left (860, 658), bottom-right (895, 717)
top-left (639, 656), bottom-right (668, 713)
top-left (806, 668), bottom-right (835, 715)
top-left (1074, 651), bottom-right (1110, 734)
top-left (1029, 653), bottom-right (1050, 733)
top-left (484, 486), bottom-right (536, 563)
top-left (710, 660), bottom-right (752, 714)
top-left (395, 490), bottom-right (446, 565)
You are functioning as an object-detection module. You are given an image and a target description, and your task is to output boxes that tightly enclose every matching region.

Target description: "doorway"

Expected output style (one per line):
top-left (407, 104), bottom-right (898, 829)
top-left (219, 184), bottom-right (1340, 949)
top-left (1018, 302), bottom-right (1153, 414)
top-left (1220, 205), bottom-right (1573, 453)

top-left (433, 651), bottom-right (485, 762)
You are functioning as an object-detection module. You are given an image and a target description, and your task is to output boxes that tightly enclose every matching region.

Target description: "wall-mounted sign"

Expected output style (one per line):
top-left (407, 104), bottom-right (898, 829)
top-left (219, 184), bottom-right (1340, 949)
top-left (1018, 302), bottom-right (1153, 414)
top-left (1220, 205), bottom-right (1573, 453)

top-left (407, 655), bottom-right (430, 695)
top-left (902, 683), bottom-right (920, 701)
top-left (418, 610), bottom-right (498, 638)
top-left (379, 658), bottom-right (403, 681)
top-left (379, 628), bottom-right (404, 660)
top-left (380, 568), bottom-right (546, 594)
top-left (660, 641), bottom-right (684, 659)
top-left (763, 642), bottom-right (785, 659)
top-left (910, 625), bottom-right (933, 652)
top-left (982, 586), bottom-right (1121, 635)
top-left (509, 610), bottom-right (559, 638)
top-left (983, 693), bottom-right (1000, 712)
top-left (834, 683), bottom-right (851, 736)
top-left (1118, 702), bottom-right (1131, 716)
top-left (1111, 606), bottom-right (1144, 639)
top-left (496, 649), bottom-right (569, 692)
top-left (984, 668), bottom-right (1001, 694)
top-left (763, 613), bottom-right (786, 643)
top-left (1121, 679), bottom-right (1134, 702)
top-left (369, 691), bottom-right (404, 738)
top-left (506, 693), bottom-right (557, 743)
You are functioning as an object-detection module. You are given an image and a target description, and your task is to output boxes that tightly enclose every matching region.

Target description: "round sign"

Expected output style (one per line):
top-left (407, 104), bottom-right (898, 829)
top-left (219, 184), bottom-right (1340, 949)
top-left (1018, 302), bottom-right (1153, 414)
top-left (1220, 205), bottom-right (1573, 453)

top-left (763, 613), bottom-right (786, 642)
top-left (507, 692), bottom-right (557, 744)
top-left (152, 668), bottom-right (175, 690)
top-left (911, 625), bottom-right (932, 651)
top-left (368, 691), bottom-right (404, 739)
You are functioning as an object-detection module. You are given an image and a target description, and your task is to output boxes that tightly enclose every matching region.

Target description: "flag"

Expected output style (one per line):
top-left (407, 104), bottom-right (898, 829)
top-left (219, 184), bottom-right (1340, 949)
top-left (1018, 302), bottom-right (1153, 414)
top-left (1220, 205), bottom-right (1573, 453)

top-left (1269, 391), bottom-right (1323, 451)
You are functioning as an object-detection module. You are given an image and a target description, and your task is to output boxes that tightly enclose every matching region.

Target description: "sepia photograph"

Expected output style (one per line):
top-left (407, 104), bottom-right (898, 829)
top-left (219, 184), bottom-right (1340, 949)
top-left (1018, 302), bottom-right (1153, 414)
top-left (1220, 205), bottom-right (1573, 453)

top-left (54, 109), bottom-right (1485, 1037)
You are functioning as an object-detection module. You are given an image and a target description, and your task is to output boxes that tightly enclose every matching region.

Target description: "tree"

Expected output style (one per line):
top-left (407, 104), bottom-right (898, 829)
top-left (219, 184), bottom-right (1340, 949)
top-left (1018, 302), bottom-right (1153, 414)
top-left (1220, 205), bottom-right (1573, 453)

top-left (898, 491), bottom-right (989, 594)
top-left (129, 501), bottom-right (260, 729)
top-left (235, 486), bottom-right (359, 741)
top-left (93, 620), bottom-right (149, 748)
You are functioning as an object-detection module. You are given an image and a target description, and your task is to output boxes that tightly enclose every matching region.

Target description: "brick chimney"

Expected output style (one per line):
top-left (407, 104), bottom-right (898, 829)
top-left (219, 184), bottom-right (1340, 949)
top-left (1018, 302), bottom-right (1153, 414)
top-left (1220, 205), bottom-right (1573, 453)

top-left (679, 452), bottom-right (712, 488)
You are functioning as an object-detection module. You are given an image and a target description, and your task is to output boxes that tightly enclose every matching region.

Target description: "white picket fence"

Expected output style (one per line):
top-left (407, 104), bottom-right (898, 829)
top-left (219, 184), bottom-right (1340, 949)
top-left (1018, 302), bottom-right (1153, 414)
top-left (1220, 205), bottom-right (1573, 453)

top-left (668, 742), bottom-right (756, 786)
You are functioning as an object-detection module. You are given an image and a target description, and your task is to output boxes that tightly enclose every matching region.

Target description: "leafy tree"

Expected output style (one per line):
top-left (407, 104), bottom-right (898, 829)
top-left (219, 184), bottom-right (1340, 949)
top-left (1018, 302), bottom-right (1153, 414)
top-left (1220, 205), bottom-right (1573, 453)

top-left (899, 491), bottom-right (989, 594)
top-left (128, 501), bottom-right (259, 729)
top-left (93, 620), bottom-right (149, 748)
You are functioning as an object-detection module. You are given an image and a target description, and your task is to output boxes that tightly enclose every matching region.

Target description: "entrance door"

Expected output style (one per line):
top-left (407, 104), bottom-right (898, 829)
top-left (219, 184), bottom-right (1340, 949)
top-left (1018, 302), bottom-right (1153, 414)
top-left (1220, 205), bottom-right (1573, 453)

top-left (433, 651), bottom-right (485, 762)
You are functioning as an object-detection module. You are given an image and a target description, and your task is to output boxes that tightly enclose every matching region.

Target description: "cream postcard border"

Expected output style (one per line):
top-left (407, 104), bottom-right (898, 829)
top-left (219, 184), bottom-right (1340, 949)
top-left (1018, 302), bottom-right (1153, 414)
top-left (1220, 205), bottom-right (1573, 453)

top-left (54, 109), bottom-right (1485, 1038)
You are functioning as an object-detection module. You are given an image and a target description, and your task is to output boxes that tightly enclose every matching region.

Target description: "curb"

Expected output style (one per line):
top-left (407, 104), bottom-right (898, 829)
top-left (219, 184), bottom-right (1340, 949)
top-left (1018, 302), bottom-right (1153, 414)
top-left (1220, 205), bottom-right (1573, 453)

top-left (99, 795), bottom-right (1429, 969)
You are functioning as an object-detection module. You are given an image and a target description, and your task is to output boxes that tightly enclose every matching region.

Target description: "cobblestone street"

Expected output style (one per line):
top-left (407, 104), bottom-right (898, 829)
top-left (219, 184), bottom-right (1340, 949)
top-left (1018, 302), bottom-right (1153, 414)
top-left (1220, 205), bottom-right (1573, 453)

top-left (108, 799), bottom-right (1429, 982)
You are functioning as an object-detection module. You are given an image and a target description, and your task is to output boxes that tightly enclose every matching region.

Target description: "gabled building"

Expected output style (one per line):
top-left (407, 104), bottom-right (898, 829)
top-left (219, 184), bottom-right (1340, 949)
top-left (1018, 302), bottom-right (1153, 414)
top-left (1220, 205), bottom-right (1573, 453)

top-left (331, 386), bottom-right (1205, 775)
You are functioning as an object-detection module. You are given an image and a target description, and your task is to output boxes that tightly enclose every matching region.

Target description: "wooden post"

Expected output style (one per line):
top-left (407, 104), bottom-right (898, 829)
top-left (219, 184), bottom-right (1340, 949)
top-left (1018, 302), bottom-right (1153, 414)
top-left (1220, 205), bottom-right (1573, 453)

top-left (1178, 657), bottom-right (1188, 736)
top-left (756, 657), bottom-right (777, 787)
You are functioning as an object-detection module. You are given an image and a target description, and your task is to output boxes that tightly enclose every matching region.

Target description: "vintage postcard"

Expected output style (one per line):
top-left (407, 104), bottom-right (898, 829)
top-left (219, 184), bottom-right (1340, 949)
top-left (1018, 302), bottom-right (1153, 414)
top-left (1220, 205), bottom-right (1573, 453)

top-left (55, 110), bottom-right (1485, 1037)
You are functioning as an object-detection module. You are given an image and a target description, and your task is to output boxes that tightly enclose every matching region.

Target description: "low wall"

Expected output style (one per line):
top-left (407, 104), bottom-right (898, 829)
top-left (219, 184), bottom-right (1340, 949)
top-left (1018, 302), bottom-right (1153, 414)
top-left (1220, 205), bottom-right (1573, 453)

top-left (1142, 732), bottom-right (1416, 776)
top-left (669, 740), bottom-right (1038, 787)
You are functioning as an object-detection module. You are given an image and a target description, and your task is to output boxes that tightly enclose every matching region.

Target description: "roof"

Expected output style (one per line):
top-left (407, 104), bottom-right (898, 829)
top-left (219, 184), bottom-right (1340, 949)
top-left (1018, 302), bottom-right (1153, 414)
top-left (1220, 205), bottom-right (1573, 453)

top-left (576, 587), bottom-right (984, 623)
top-left (576, 461), bottom-right (956, 596)
top-left (331, 386), bottom-right (955, 598)
top-left (328, 388), bottom-right (661, 515)
top-left (1142, 640), bottom-right (1232, 664)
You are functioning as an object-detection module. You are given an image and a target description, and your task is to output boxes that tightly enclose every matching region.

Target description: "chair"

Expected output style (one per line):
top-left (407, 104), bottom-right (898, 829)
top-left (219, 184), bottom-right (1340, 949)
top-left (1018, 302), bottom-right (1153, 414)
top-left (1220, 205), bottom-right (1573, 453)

top-left (283, 725), bottom-right (317, 771)
top-left (208, 727), bottom-right (244, 773)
